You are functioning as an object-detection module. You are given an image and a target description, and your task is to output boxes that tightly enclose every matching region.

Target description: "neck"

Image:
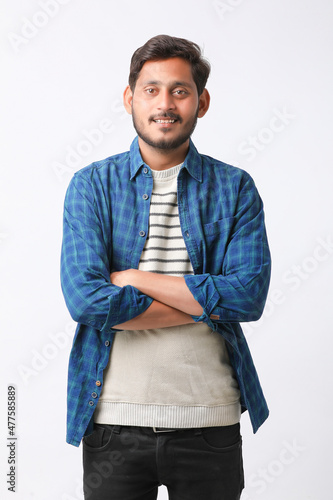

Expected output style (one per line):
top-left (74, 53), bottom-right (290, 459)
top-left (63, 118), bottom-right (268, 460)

top-left (138, 137), bottom-right (189, 171)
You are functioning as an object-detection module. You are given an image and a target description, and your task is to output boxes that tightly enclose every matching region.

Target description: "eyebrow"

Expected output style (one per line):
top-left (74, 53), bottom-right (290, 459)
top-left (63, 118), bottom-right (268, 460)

top-left (141, 80), bottom-right (194, 88)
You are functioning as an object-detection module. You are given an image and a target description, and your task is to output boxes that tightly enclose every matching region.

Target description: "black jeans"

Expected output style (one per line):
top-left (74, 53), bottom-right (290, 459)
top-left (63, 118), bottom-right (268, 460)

top-left (83, 423), bottom-right (244, 500)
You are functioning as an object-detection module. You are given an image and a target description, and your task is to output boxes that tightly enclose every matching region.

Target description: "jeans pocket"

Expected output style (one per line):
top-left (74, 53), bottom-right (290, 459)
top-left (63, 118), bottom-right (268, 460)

top-left (201, 424), bottom-right (241, 451)
top-left (83, 424), bottom-right (114, 451)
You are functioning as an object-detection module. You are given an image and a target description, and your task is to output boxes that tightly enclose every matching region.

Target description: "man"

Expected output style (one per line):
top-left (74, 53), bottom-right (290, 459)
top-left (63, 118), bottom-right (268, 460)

top-left (61, 34), bottom-right (271, 500)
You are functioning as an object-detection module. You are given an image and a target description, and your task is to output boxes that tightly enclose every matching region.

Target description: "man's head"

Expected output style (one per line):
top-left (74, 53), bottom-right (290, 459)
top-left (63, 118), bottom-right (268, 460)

top-left (123, 35), bottom-right (211, 160)
top-left (128, 34), bottom-right (211, 97)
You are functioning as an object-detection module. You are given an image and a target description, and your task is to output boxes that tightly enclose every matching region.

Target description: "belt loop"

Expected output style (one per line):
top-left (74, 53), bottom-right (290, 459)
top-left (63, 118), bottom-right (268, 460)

top-left (112, 425), bottom-right (121, 434)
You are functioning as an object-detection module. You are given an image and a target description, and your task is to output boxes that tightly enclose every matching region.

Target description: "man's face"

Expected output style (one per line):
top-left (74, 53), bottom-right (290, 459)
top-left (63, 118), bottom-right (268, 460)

top-left (124, 57), bottom-right (208, 152)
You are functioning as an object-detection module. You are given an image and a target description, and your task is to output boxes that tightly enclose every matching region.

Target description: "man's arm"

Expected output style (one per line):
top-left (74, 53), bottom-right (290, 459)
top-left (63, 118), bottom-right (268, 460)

top-left (111, 174), bottom-right (271, 326)
top-left (183, 175), bottom-right (271, 324)
top-left (60, 171), bottom-right (154, 332)
top-left (112, 299), bottom-right (195, 330)
top-left (110, 271), bottom-right (203, 316)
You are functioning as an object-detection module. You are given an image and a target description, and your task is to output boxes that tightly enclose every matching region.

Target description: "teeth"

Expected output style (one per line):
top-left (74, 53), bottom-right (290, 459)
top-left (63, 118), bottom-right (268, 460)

top-left (154, 120), bottom-right (175, 123)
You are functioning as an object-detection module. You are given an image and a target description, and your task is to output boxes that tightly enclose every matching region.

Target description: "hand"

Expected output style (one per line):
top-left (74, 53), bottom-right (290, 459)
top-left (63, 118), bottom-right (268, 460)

top-left (110, 269), bottom-right (137, 288)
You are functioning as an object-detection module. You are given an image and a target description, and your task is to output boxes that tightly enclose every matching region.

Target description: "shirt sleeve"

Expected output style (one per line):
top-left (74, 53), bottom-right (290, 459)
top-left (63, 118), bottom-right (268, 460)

top-left (184, 175), bottom-right (271, 328)
top-left (60, 171), bottom-right (153, 332)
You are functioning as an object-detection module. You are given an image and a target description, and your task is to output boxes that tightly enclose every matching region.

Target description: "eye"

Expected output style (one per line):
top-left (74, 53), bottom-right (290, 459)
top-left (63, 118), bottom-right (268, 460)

top-left (145, 88), bottom-right (157, 95)
top-left (173, 89), bottom-right (187, 96)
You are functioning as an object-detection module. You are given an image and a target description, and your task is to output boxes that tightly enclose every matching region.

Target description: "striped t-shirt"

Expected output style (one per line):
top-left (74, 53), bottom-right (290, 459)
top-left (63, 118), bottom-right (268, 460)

top-left (138, 163), bottom-right (192, 276)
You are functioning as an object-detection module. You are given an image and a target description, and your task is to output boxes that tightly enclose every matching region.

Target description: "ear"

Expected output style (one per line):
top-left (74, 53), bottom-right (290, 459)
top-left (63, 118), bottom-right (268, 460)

top-left (123, 85), bottom-right (133, 115)
top-left (197, 88), bottom-right (210, 118)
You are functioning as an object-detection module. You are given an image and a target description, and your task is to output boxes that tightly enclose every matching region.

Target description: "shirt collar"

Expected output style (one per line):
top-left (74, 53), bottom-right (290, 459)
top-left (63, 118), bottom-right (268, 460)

top-left (129, 136), bottom-right (203, 182)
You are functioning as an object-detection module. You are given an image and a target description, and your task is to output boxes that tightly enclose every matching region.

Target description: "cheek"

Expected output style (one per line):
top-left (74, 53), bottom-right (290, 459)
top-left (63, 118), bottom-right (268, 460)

top-left (133, 97), bottom-right (151, 112)
top-left (182, 101), bottom-right (199, 120)
top-left (134, 104), bottom-right (153, 124)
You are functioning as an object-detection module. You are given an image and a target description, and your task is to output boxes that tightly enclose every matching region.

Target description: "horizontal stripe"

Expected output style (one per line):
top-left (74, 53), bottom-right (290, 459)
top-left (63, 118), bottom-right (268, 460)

top-left (150, 224), bottom-right (181, 229)
top-left (150, 212), bottom-right (179, 218)
top-left (150, 202), bottom-right (178, 207)
top-left (142, 247), bottom-right (187, 252)
top-left (151, 192), bottom-right (177, 197)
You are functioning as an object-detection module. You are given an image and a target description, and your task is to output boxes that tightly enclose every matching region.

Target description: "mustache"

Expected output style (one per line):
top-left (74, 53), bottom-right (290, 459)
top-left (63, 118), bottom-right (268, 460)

top-left (149, 113), bottom-right (182, 123)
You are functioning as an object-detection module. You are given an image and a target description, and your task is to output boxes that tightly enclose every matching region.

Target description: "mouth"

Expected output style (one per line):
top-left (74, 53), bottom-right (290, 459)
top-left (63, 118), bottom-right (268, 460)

top-left (150, 114), bottom-right (181, 127)
top-left (153, 119), bottom-right (177, 124)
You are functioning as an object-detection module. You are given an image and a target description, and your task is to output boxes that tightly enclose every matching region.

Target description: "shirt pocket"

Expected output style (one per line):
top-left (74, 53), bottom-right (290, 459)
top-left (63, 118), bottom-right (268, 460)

top-left (203, 216), bottom-right (236, 238)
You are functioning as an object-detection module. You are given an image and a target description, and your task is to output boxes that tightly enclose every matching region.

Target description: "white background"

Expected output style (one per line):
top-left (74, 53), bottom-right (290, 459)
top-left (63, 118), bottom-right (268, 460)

top-left (1, 0), bottom-right (332, 499)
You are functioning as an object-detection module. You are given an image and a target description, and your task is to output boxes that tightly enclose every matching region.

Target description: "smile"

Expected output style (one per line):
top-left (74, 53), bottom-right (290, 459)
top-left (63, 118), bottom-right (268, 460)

top-left (153, 119), bottom-right (177, 124)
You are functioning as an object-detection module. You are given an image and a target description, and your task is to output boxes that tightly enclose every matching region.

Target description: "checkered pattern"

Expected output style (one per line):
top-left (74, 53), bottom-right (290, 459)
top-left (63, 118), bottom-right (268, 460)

top-left (61, 136), bottom-right (271, 447)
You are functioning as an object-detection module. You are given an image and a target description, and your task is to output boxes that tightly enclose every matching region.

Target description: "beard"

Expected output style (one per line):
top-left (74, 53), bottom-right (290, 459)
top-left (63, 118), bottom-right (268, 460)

top-left (131, 106), bottom-right (199, 152)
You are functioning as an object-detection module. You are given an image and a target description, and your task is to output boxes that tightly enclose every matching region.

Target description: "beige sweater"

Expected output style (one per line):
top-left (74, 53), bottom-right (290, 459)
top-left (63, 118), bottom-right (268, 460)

top-left (94, 164), bottom-right (241, 428)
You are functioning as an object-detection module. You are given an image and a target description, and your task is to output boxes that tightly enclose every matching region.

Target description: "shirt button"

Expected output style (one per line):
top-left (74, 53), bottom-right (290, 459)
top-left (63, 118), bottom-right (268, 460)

top-left (139, 230), bottom-right (146, 237)
top-left (89, 401), bottom-right (94, 407)
top-left (96, 381), bottom-right (101, 387)
top-left (186, 231), bottom-right (190, 237)
top-left (105, 340), bottom-right (110, 347)
top-left (143, 167), bottom-right (148, 174)
top-left (142, 194), bottom-right (149, 200)
top-left (91, 392), bottom-right (98, 399)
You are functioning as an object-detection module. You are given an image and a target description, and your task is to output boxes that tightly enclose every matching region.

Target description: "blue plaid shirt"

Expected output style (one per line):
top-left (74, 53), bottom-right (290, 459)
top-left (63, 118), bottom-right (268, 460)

top-left (61, 136), bottom-right (271, 447)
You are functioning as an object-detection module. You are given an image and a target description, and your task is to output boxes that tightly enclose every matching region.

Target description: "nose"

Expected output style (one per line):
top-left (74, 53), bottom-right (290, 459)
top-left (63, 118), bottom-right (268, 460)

top-left (157, 89), bottom-right (176, 111)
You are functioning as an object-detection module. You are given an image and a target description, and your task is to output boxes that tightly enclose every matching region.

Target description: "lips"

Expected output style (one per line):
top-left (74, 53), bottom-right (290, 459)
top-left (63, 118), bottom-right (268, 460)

top-left (154, 119), bottom-right (177, 124)
top-left (150, 114), bottom-right (181, 125)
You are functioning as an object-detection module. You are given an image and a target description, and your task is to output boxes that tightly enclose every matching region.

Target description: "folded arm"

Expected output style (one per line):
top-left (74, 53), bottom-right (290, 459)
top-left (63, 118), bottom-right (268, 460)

top-left (111, 175), bottom-right (271, 329)
top-left (112, 299), bottom-right (195, 330)
top-left (182, 176), bottom-right (271, 326)
top-left (110, 270), bottom-right (203, 316)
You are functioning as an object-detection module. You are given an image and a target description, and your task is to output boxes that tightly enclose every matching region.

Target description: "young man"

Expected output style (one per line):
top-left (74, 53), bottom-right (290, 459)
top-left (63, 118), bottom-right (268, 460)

top-left (61, 34), bottom-right (271, 500)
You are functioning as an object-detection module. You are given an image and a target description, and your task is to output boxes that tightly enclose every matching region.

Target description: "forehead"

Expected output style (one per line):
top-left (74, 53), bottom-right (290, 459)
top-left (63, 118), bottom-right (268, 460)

top-left (136, 57), bottom-right (195, 87)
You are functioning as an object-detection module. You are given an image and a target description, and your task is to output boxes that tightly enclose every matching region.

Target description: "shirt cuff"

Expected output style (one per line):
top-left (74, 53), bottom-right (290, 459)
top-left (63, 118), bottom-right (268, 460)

top-left (101, 285), bottom-right (154, 333)
top-left (184, 274), bottom-right (220, 328)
